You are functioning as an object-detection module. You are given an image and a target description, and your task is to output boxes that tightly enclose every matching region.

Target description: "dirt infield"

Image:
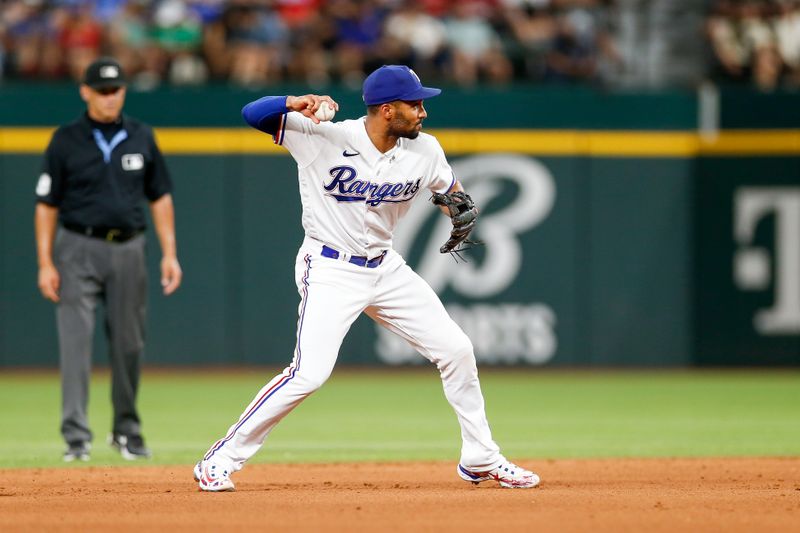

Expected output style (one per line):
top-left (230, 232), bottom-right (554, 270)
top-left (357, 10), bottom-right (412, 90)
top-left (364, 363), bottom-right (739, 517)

top-left (1, 458), bottom-right (798, 532)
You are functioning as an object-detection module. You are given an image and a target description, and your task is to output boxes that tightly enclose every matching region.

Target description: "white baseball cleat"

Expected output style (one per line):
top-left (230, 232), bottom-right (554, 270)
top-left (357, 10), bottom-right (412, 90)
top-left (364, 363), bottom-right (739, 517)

top-left (457, 461), bottom-right (540, 489)
top-left (194, 460), bottom-right (235, 492)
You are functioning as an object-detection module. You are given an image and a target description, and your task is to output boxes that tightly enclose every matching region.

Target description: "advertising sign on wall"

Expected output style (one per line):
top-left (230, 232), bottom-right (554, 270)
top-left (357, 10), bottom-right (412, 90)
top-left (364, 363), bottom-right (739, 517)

top-left (694, 158), bottom-right (800, 365)
top-left (375, 154), bottom-right (559, 365)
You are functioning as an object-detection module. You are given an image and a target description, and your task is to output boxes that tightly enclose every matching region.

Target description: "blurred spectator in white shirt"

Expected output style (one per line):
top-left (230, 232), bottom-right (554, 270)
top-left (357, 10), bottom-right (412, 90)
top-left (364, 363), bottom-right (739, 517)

top-left (444, 0), bottom-right (512, 84)
top-left (707, 0), bottom-right (781, 91)
top-left (773, 0), bottom-right (800, 86)
top-left (383, 0), bottom-right (447, 79)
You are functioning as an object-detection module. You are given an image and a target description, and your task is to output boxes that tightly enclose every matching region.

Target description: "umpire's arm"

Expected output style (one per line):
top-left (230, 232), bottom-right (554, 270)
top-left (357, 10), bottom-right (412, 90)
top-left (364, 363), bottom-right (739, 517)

top-left (35, 203), bottom-right (61, 302)
top-left (150, 193), bottom-right (182, 295)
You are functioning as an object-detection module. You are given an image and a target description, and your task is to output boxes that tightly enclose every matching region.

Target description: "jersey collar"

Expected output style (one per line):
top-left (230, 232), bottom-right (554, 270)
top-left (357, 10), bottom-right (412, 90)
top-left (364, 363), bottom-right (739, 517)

top-left (78, 112), bottom-right (129, 138)
top-left (358, 117), bottom-right (402, 162)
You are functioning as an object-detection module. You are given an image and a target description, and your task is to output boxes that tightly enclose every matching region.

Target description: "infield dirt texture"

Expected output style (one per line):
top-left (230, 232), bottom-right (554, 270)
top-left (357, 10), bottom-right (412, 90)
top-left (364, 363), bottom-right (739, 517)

top-left (0, 369), bottom-right (798, 531)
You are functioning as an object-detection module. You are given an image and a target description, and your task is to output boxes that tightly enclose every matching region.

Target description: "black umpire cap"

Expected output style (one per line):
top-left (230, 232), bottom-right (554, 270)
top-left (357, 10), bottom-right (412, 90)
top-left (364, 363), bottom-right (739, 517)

top-left (83, 57), bottom-right (127, 89)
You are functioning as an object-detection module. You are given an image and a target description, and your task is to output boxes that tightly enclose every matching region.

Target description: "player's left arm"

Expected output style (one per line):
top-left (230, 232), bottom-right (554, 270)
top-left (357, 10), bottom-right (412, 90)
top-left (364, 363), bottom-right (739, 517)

top-left (427, 140), bottom-right (469, 217)
top-left (430, 183), bottom-right (480, 254)
top-left (436, 180), bottom-right (466, 216)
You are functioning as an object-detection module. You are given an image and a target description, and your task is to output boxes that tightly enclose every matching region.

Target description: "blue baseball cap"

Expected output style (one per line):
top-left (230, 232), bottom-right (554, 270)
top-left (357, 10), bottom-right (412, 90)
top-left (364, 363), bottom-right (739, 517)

top-left (362, 65), bottom-right (441, 106)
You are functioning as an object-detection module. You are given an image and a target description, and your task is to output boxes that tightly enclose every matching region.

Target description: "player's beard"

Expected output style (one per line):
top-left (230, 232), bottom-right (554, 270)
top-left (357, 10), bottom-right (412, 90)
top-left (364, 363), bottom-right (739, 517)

top-left (389, 115), bottom-right (421, 140)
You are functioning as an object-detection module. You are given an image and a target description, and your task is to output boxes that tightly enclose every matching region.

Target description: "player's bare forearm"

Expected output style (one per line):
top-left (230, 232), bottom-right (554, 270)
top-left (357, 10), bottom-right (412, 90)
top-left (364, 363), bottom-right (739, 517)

top-left (286, 95), bottom-right (339, 124)
top-left (34, 203), bottom-right (61, 302)
top-left (149, 193), bottom-right (182, 295)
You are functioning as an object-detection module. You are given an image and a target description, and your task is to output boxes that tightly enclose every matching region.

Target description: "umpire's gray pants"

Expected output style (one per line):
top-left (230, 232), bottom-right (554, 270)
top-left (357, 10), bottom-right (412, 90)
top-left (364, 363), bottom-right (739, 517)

top-left (54, 228), bottom-right (147, 445)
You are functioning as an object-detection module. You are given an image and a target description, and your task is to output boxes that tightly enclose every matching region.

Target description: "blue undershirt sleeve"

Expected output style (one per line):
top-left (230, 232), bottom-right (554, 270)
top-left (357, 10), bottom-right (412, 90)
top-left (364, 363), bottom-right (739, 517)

top-left (241, 96), bottom-right (289, 135)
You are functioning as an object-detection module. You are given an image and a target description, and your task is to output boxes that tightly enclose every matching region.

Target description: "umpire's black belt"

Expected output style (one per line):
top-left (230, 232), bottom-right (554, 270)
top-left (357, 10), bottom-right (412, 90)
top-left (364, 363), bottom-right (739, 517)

top-left (321, 245), bottom-right (386, 268)
top-left (63, 222), bottom-right (142, 243)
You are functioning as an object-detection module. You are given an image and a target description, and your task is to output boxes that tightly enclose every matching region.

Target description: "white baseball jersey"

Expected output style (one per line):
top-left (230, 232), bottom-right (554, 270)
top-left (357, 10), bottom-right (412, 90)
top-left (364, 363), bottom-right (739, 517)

top-left (274, 113), bottom-right (455, 258)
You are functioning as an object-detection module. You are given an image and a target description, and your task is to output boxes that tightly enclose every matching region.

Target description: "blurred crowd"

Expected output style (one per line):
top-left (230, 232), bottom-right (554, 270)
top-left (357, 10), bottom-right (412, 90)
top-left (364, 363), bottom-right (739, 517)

top-left (707, 0), bottom-right (800, 91)
top-left (0, 0), bottom-right (622, 88)
top-left (4, 0), bottom-right (798, 91)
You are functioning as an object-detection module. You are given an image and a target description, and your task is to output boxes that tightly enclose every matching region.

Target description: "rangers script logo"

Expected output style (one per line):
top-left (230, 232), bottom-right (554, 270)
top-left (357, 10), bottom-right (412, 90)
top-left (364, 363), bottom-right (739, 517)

top-left (324, 165), bottom-right (421, 206)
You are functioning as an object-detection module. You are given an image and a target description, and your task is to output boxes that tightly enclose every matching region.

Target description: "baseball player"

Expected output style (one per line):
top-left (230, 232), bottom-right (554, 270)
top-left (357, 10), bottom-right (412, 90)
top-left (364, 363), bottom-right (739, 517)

top-left (194, 65), bottom-right (539, 491)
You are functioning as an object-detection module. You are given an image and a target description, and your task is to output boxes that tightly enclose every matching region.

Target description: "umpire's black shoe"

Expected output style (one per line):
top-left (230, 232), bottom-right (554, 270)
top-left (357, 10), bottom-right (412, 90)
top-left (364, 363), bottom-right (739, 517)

top-left (63, 441), bottom-right (91, 462)
top-left (109, 433), bottom-right (152, 460)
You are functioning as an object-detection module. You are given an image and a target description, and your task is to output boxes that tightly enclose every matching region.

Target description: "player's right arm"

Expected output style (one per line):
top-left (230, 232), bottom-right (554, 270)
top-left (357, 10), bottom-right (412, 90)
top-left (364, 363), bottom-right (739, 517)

top-left (241, 94), bottom-right (339, 133)
top-left (242, 94), bottom-right (340, 168)
top-left (285, 95), bottom-right (339, 123)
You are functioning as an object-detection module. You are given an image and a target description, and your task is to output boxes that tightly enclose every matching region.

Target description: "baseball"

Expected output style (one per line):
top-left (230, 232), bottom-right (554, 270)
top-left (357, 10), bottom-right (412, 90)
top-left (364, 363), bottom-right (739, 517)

top-left (314, 101), bottom-right (336, 122)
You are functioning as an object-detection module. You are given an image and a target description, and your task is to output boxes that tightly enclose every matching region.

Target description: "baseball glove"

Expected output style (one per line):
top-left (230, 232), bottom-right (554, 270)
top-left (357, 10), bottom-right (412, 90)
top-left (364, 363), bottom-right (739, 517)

top-left (431, 191), bottom-right (481, 257)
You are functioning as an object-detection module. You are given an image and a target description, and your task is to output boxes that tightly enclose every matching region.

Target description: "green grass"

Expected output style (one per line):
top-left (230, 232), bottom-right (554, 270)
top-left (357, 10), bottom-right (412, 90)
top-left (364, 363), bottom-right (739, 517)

top-left (0, 368), bottom-right (798, 468)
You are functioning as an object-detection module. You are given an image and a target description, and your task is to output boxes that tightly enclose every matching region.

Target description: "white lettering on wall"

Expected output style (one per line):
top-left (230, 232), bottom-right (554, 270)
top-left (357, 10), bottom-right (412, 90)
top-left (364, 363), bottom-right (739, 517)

top-left (376, 303), bottom-right (557, 364)
top-left (377, 154), bottom-right (558, 364)
top-left (734, 187), bottom-right (800, 334)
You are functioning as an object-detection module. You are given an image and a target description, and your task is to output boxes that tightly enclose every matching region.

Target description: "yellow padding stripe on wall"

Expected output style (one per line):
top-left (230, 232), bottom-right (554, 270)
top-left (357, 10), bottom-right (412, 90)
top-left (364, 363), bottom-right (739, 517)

top-left (1, 128), bottom-right (799, 156)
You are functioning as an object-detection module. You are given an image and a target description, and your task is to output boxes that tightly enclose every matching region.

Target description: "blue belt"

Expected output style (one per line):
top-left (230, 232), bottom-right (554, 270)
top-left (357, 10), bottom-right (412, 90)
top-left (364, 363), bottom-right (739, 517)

top-left (321, 245), bottom-right (386, 268)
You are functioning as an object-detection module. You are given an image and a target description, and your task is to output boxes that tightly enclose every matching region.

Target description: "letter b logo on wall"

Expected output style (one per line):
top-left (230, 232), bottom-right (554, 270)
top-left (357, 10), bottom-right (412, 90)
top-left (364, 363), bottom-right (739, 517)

top-left (376, 154), bottom-right (558, 365)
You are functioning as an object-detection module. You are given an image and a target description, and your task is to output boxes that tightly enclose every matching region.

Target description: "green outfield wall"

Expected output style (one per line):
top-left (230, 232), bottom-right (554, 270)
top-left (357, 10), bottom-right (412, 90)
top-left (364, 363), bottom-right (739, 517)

top-left (1, 84), bottom-right (798, 367)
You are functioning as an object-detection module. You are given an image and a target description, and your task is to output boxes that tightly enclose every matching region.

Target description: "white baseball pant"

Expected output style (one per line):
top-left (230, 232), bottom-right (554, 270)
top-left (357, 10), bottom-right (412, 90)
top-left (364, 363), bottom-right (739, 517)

top-left (203, 236), bottom-right (503, 472)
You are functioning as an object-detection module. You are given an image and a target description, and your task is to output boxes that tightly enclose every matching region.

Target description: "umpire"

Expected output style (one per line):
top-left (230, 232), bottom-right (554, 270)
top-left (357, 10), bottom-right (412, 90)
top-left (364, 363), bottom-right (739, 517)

top-left (34, 57), bottom-right (182, 462)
